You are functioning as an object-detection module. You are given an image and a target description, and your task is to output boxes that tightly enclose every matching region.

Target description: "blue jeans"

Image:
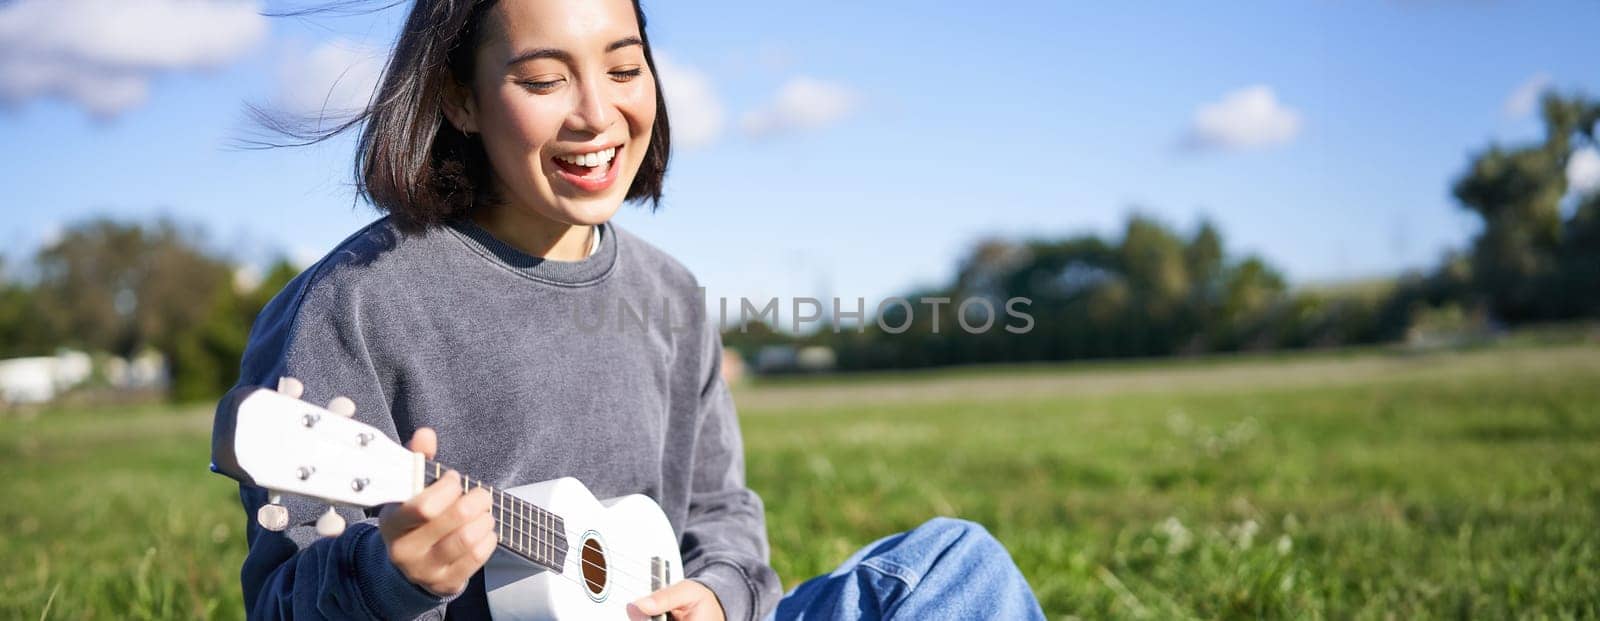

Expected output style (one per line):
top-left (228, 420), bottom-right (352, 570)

top-left (762, 517), bottom-right (1047, 620)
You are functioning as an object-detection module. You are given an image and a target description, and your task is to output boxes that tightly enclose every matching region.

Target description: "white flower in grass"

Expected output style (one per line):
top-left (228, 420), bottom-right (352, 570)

top-left (1158, 516), bottom-right (1193, 555)
top-left (1275, 533), bottom-right (1293, 555)
top-left (1230, 519), bottom-right (1260, 549)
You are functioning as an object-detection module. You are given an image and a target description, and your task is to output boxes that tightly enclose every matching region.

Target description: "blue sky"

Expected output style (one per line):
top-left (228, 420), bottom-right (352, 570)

top-left (2, 0), bottom-right (1598, 306)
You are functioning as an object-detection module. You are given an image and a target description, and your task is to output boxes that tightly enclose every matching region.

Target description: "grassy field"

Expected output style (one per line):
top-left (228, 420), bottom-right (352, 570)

top-left (2, 341), bottom-right (1598, 619)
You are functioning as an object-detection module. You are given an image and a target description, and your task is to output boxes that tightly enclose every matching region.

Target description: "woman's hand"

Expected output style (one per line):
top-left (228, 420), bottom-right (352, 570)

top-left (628, 579), bottom-right (726, 621)
top-left (377, 427), bottom-right (497, 597)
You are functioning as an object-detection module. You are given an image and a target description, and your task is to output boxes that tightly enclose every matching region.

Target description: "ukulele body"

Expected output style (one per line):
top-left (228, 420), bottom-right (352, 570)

top-left (485, 477), bottom-right (683, 620)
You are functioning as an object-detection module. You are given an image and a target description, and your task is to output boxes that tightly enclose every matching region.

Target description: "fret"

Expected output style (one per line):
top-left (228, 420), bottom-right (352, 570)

top-left (513, 496), bottom-right (523, 558)
top-left (524, 500), bottom-right (533, 561)
top-left (507, 496), bottom-right (517, 557)
top-left (514, 498), bottom-right (521, 557)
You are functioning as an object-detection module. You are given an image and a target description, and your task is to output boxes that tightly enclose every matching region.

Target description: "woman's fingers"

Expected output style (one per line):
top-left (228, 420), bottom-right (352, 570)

top-left (411, 485), bottom-right (492, 544)
top-left (440, 512), bottom-right (499, 574)
top-left (383, 469), bottom-right (460, 534)
top-left (406, 427), bottom-right (438, 460)
top-left (431, 509), bottom-right (494, 563)
top-left (378, 471), bottom-right (498, 597)
top-left (630, 579), bottom-right (723, 620)
top-left (393, 483), bottom-right (491, 551)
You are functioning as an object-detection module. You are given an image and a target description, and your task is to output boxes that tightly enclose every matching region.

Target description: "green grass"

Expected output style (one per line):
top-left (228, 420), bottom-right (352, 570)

top-left (3, 342), bottom-right (1598, 619)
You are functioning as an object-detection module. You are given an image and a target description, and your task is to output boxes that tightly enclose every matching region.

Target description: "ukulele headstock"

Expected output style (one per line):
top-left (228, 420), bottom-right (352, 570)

top-left (211, 378), bottom-right (423, 533)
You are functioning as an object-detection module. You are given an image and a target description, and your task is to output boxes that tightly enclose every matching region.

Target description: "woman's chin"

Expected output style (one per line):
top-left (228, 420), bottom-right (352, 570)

top-left (548, 197), bottom-right (624, 226)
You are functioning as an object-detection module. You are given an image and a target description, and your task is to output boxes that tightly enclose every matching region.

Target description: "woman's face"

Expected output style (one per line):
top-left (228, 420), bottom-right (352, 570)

top-left (453, 0), bottom-right (656, 227)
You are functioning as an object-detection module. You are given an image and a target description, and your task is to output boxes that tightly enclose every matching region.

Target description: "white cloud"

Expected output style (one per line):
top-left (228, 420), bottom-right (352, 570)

top-left (1182, 85), bottom-right (1302, 152)
top-left (1503, 72), bottom-right (1550, 119)
top-left (0, 0), bottom-right (267, 118)
top-left (277, 38), bottom-right (386, 122)
top-left (653, 52), bottom-right (723, 149)
top-left (1568, 146), bottom-right (1600, 195)
top-left (741, 76), bottom-right (859, 138)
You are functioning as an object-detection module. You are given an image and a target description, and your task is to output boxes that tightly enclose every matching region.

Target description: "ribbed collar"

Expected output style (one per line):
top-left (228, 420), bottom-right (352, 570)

top-left (443, 218), bottom-right (619, 287)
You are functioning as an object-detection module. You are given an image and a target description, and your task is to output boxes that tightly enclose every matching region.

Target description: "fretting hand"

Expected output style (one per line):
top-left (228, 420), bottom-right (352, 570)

top-left (377, 427), bottom-right (498, 597)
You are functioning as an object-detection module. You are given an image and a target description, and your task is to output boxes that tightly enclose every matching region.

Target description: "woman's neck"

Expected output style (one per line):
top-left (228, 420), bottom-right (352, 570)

top-left (469, 204), bottom-right (594, 262)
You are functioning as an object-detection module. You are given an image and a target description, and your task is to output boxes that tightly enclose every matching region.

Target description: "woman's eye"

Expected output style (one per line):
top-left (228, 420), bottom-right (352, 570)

top-left (611, 68), bottom-right (644, 81)
top-left (518, 78), bottom-right (564, 92)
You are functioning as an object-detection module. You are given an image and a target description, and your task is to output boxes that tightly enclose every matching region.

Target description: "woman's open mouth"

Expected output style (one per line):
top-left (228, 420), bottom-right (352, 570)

top-left (552, 144), bottom-right (621, 193)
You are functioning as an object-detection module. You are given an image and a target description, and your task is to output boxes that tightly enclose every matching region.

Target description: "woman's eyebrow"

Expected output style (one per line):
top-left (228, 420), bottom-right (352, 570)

top-left (505, 36), bottom-right (644, 67)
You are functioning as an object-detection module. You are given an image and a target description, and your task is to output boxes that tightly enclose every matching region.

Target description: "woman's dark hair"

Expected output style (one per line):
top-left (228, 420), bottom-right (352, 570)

top-left (245, 0), bottom-right (670, 232)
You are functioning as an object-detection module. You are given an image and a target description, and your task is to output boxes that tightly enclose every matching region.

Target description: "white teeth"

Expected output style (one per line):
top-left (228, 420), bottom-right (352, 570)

top-left (557, 146), bottom-right (616, 167)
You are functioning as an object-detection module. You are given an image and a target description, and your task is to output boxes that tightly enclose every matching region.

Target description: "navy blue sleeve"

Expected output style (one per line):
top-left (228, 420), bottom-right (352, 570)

top-left (235, 484), bottom-right (452, 619)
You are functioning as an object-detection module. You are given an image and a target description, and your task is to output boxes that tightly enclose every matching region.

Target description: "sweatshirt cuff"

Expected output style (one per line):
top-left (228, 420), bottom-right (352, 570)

top-left (352, 523), bottom-right (456, 618)
top-left (688, 561), bottom-right (757, 621)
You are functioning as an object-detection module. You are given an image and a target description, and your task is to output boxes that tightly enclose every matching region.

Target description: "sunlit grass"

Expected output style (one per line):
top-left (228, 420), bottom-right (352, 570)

top-left (2, 342), bottom-right (1597, 618)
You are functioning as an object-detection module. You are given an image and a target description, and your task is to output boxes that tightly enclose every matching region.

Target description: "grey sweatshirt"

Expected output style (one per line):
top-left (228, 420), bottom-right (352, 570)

top-left (213, 216), bottom-right (782, 620)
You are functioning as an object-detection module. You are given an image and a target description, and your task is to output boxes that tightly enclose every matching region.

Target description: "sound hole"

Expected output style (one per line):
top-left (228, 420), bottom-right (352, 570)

top-left (580, 535), bottom-right (607, 598)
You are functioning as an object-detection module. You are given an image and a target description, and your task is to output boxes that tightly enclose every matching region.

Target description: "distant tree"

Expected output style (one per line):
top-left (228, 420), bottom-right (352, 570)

top-left (1451, 91), bottom-right (1600, 321)
top-left (1186, 220), bottom-right (1225, 289)
top-left (1119, 214), bottom-right (1192, 320)
top-left (0, 258), bottom-right (54, 358)
top-left (1558, 191), bottom-right (1600, 315)
top-left (33, 217), bottom-right (232, 359)
top-left (169, 258), bottom-right (302, 401)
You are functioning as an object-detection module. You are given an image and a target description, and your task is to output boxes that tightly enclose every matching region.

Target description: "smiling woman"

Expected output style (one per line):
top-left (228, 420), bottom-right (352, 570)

top-left (359, 0), bottom-right (669, 260)
top-left (223, 1), bottom-right (1045, 620)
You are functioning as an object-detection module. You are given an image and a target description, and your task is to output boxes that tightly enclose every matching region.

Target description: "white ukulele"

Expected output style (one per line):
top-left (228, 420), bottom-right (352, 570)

top-left (210, 383), bottom-right (682, 620)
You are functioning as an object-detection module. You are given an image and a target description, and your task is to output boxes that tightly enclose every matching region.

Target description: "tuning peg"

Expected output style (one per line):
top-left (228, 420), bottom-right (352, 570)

top-left (316, 506), bottom-right (346, 537)
top-left (327, 396), bottom-right (356, 418)
top-left (257, 493), bottom-right (289, 532)
top-left (277, 376), bottom-right (305, 398)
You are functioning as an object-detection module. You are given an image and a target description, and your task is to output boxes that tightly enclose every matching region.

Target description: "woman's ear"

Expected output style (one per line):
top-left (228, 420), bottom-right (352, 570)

top-left (441, 77), bottom-right (479, 135)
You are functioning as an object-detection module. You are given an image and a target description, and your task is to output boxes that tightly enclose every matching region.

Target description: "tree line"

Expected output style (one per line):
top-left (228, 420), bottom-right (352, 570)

top-left (0, 218), bottom-right (300, 402)
top-left (725, 92), bottom-right (1600, 371)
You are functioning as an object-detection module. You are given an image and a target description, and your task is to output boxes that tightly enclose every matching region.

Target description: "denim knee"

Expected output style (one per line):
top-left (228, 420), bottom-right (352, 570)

top-left (769, 516), bottom-right (1045, 621)
top-left (918, 516), bottom-right (989, 538)
top-left (915, 516), bottom-right (995, 549)
top-left (900, 517), bottom-right (1005, 567)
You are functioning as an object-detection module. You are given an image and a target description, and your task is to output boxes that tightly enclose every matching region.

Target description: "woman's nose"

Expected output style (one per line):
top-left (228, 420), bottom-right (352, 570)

top-left (565, 76), bottom-right (615, 134)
